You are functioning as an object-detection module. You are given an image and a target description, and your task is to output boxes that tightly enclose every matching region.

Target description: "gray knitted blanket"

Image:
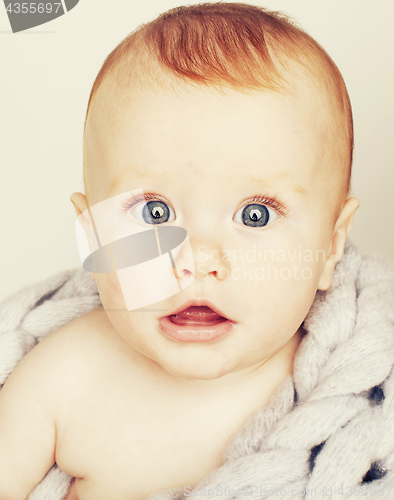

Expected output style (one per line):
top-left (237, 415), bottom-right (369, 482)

top-left (1, 240), bottom-right (394, 499)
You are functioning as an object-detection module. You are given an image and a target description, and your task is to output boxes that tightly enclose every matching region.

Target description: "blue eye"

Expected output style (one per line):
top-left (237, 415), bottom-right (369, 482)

top-left (233, 203), bottom-right (280, 228)
top-left (131, 200), bottom-right (175, 225)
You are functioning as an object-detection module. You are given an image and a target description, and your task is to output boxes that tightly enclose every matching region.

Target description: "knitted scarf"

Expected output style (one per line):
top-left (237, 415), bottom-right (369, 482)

top-left (1, 240), bottom-right (393, 500)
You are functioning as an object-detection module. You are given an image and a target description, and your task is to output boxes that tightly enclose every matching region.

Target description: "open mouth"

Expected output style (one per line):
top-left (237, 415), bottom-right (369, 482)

top-left (170, 305), bottom-right (228, 326)
top-left (159, 305), bottom-right (235, 343)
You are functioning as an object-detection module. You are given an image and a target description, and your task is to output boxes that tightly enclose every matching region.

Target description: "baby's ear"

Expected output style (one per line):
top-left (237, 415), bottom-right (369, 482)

top-left (70, 192), bottom-right (89, 217)
top-left (70, 192), bottom-right (97, 283)
top-left (70, 191), bottom-right (91, 243)
top-left (317, 197), bottom-right (360, 291)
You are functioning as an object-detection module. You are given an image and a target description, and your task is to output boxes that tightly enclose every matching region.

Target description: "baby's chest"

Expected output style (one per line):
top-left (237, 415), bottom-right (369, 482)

top-left (56, 388), bottom-right (239, 500)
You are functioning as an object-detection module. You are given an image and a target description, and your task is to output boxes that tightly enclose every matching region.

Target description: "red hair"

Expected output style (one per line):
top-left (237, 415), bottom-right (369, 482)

top-left (84, 3), bottom-right (353, 202)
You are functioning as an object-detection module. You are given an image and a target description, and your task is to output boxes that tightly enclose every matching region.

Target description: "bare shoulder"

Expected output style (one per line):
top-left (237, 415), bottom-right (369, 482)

top-left (13, 306), bottom-right (127, 416)
top-left (2, 307), bottom-right (106, 393)
top-left (45, 305), bottom-right (114, 348)
top-left (39, 305), bottom-right (126, 358)
top-left (36, 305), bottom-right (128, 378)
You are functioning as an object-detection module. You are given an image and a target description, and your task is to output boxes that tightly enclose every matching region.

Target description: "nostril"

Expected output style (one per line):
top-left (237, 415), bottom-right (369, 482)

top-left (174, 268), bottom-right (193, 280)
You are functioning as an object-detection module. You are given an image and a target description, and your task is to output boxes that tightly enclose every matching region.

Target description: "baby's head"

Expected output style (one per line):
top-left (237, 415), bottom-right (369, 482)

top-left (71, 3), bottom-right (359, 384)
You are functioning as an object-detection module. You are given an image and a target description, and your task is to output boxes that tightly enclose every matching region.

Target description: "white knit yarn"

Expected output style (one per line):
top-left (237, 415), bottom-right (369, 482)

top-left (0, 240), bottom-right (393, 499)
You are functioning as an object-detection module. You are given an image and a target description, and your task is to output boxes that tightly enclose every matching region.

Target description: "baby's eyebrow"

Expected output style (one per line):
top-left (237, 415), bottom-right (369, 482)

top-left (242, 174), bottom-right (308, 199)
top-left (108, 171), bottom-right (308, 200)
top-left (108, 170), bottom-right (153, 196)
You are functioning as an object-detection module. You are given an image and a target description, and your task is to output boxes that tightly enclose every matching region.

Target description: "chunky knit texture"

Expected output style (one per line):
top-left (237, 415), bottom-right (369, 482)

top-left (0, 240), bottom-right (393, 499)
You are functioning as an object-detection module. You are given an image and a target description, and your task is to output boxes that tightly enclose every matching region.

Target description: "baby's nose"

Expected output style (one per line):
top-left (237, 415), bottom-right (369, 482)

top-left (189, 241), bottom-right (231, 281)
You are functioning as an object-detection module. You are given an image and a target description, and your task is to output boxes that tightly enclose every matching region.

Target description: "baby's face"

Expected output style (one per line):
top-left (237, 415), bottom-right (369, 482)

top-left (83, 83), bottom-right (348, 383)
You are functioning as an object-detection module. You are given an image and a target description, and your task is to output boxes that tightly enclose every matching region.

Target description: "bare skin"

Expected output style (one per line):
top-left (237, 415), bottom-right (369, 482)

top-left (53, 307), bottom-right (303, 500)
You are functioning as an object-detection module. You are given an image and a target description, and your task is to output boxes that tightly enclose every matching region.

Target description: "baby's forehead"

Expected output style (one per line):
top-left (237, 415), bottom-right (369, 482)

top-left (87, 75), bottom-right (328, 140)
top-left (85, 80), bottom-right (340, 212)
top-left (87, 79), bottom-right (310, 143)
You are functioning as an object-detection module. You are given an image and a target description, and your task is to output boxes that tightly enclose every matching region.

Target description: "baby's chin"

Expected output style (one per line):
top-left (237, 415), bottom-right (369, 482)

top-left (159, 359), bottom-right (234, 382)
top-left (147, 339), bottom-right (258, 384)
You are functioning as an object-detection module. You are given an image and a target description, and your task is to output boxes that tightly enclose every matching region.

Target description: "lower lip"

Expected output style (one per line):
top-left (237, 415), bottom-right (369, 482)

top-left (158, 315), bottom-right (235, 343)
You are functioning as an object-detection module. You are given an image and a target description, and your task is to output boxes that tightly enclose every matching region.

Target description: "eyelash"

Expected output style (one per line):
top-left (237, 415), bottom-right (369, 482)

top-left (120, 193), bottom-right (167, 212)
top-left (120, 193), bottom-right (288, 218)
top-left (238, 195), bottom-right (288, 217)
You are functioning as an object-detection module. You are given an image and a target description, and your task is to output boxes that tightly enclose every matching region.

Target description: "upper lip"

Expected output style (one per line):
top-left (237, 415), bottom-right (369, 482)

top-left (164, 299), bottom-right (236, 322)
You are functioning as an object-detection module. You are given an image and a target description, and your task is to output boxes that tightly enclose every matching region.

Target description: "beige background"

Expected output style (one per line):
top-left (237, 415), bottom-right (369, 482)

top-left (0, 0), bottom-right (393, 303)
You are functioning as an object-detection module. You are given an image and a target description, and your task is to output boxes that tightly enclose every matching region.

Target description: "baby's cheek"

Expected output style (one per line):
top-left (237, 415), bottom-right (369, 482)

top-left (95, 272), bottom-right (127, 311)
top-left (256, 257), bottom-right (323, 311)
top-left (240, 256), bottom-right (323, 290)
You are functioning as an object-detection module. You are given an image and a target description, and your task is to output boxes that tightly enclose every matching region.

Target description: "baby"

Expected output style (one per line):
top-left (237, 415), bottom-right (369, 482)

top-left (0, 3), bottom-right (360, 500)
